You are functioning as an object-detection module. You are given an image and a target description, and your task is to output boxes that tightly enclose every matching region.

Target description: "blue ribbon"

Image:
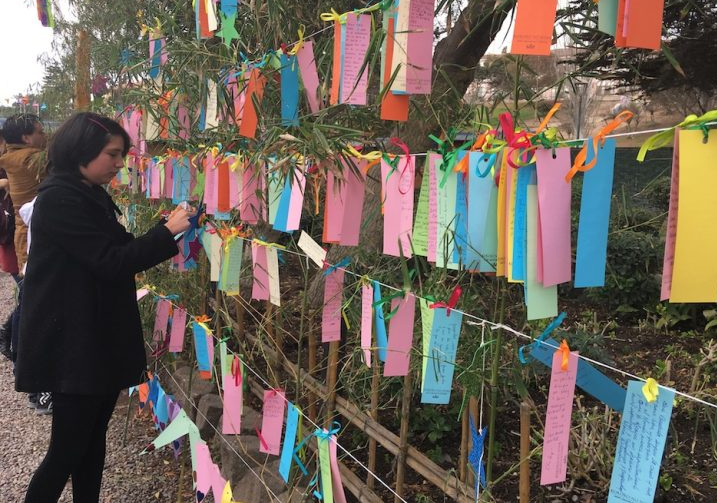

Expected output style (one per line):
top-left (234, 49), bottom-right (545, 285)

top-left (468, 417), bottom-right (487, 490)
top-left (323, 256), bottom-right (352, 276)
top-left (518, 312), bottom-right (567, 364)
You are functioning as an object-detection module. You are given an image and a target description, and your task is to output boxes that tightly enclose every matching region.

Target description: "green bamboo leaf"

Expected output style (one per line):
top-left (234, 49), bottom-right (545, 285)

top-left (661, 41), bottom-right (686, 78)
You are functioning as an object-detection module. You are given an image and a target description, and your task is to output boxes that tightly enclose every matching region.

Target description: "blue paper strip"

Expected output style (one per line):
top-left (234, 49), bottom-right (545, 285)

top-left (511, 165), bottom-right (535, 281)
top-left (220, 0), bottom-right (237, 16)
top-left (272, 176), bottom-right (293, 232)
top-left (155, 385), bottom-right (169, 429)
top-left (149, 38), bottom-right (162, 79)
top-left (421, 308), bottom-right (463, 404)
top-left (453, 166), bottom-right (469, 266)
top-left (608, 381), bottom-right (674, 503)
top-left (373, 281), bottom-right (388, 362)
top-left (193, 322), bottom-right (211, 372)
top-left (529, 336), bottom-right (626, 411)
top-left (173, 157), bottom-right (191, 203)
top-left (280, 54), bottom-right (300, 126)
top-left (575, 138), bottom-right (616, 287)
top-left (466, 152), bottom-right (495, 270)
top-left (279, 403), bottom-right (300, 482)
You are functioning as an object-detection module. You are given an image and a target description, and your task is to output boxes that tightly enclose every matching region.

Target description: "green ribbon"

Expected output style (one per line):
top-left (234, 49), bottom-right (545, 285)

top-left (637, 109), bottom-right (717, 162)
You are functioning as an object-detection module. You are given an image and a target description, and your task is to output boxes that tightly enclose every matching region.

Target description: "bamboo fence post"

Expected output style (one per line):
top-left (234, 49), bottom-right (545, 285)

top-left (367, 348), bottom-right (380, 490)
top-left (394, 368), bottom-right (414, 502)
top-left (74, 29), bottom-right (91, 111)
top-left (460, 399), bottom-right (469, 482)
top-left (325, 340), bottom-right (340, 428)
top-left (234, 296), bottom-right (245, 339)
top-left (467, 396), bottom-right (479, 488)
top-left (519, 402), bottom-right (531, 503)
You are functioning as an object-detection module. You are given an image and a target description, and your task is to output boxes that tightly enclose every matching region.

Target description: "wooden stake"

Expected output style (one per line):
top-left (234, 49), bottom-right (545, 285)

top-left (460, 398), bottom-right (469, 482)
top-left (467, 396), bottom-right (479, 488)
top-left (394, 369), bottom-right (414, 502)
top-left (367, 348), bottom-right (379, 490)
top-left (519, 401), bottom-right (531, 503)
top-left (308, 318), bottom-right (317, 423)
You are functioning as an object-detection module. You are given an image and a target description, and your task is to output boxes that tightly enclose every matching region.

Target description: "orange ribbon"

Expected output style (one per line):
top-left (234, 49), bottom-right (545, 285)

top-left (558, 339), bottom-right (570, 371)
top-left (195, 314), bottom-right (211, 324)
top-left (565, 110), bottom-right (634, 182)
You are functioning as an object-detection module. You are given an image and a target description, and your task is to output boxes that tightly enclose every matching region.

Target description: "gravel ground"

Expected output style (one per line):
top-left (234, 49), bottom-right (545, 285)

top-left (0, 272), bottom-right (188, 502)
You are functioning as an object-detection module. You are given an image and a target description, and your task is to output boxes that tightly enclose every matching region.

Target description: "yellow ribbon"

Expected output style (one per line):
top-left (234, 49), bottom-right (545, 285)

top-left (642, 378), bottom-right (660, 403)
top-left (252, 238), bottom-right (287, 250)
top-left (565, 110), bottom-right (634, 182)
top-left (637, 109), bottom-right (717, 162)
top-left (320, 8), bottom-right (347, 24)
top-left (229, 152), bottom-right (243, 172)
top-left (287, 26), bottom-right (305, 56)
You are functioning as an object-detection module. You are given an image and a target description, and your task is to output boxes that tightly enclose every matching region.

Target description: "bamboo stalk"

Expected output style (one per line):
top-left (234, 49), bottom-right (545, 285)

top-left (325, 340), bottom-right (339, 428)
top-left (308, 318), bottom-right (317, 423)
top-left (367, 347), bottom-right (380, 491)
top-left (519, 401), bottom-right (531, 503)
top-left (394, 369), bottom-right (414, 502)
top-left (486, 278), bottom-right (505, 491)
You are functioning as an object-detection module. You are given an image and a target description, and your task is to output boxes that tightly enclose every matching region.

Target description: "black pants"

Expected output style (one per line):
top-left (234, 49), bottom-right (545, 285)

top-left (24, 391), bottom-right (119, 503)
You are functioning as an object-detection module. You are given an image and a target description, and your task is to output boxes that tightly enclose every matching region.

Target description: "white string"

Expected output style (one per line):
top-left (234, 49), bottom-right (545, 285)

top-left (145, 290), bottom-right (411, 502)
top-left (144, 342), bottom-right (285, 502)
top-left (226, 235), bottom-right (717, 412)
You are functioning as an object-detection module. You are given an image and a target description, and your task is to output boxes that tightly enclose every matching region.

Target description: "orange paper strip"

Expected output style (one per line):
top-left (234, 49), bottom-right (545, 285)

top-left (511, 0), bottom-right (559, 55)
top-left (380, 16), bottom-right (409, 122)
top-left (239, 68), bottom-right (267, 139)
top-left (217, 159), bottom-right (230, 213)
top-left (624, 0), bottom-right (664, 50)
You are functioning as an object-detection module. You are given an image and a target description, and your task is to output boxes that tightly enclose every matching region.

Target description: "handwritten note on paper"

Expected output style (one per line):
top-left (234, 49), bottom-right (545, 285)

top-left (389, 0), bottom-right (410, 93)
top-left (240, 164), bottom-right (266, 224)
top-left (322, 269), bottom-right (345, 343)
top-left (427, 153), bottom-right (440, 263)
top-left (536, 148), bottom-right (572, 287)
top-left (220, 237), bottom-right (243, 296)
top-left (280, 53), bottom-right (299, 126)
top-left (193, 322), bottom-right (212, 374)
top-left (384, 294), bottom-right (417, 377)
top-left (251, 243), bottom-right (270, 301)
top-left (169, 307), bottom-right (188, 353)
top-left (466, 153), bottom-right (493, 271)
top-left (660, 130), bottom-right (679, 301)
top-left (608, 381), bottom-right (674, 503)
top-left (279, 403), bottom-right (300, 482)
top-left (670, 129), bottom-right (717, 302)
top-left (339, 166), bottom-right (367, 247)
top-left (298, 231), bottom-right (327, 268)
top-left (297, 40), bottom-right (321, 113)
top-left (511, 0), bottom-right (559, 55)
top-left (541, 350), bottom-right (578, 485)
top-left (222, 370), bottom-right (243, 434)
top-left (511, 164), bottom-right (533, 282)
top-left (361, 284), bottom-right (373, 367)
top-left (419, 299), bottom-right (434, 392)
top-left (204, 156), bottom-right (218, 214)
top-left (329, 436), bottom-right (348, 503)
top-left (340, 13), bottom-right (371, 105)
top-left (623, 0), bottom-right (664, 50)
top-left (318, 434), bottom-right (335, 503)
top-left (436, 161), bottom-right (458, 269)
top-left (413, 162), bottom-right (430, 257)
top-left (404, 0), bottom-right (435, 94)
top-left (421, 308), bottom-right (463, 404)
top-left (260, 390), bottom-right (286, 455)
top-left (382, 157), bottom-right (415, 257)
top-left (266, 246), bottom-right (281, 307)
top-left (574, 139), bottom-right (616, 288)
top-left (153, 299), bottom-right (171, 342)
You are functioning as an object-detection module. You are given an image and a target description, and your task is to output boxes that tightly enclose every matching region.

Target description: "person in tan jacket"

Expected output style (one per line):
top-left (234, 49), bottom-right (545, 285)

top-left (0, 114), bottom-right (47, 272)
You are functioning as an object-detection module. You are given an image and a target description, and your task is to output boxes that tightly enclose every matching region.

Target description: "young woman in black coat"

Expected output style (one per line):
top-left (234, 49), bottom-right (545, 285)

top-left (15, 112), bottom-right (196, 502)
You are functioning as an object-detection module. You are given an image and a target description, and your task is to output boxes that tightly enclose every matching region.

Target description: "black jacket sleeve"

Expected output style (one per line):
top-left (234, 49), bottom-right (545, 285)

top-left (33, 188), bottom-right (179, 281)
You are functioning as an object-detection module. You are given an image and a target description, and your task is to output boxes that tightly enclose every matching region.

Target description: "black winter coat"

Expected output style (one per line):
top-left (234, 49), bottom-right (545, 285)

top-left (15, 173), bottom-right (178, 394)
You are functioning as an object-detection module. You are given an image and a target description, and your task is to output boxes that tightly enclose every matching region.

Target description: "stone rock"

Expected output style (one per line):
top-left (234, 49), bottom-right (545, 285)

top-left (195, 394), bottom-right (223, 441)
top-left (164, 366), bottom-right (215, 421)
top-left (230, 459), bottom-right (287, 503)
top-left (276, 486), bottom-right (309, 503)
top-left (240, 406), bottom-right (262, 436)
top-left (216, 433), bottom-right (264, 484)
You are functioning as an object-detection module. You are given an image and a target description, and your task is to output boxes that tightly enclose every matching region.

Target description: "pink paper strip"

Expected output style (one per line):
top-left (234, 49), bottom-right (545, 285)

top-left (259, 389), bottom-right (286, 455)
top-left (384, 293), bottom-right (416, 376)
top-left (360, 284), bottom-right (373, 367)
top-left (251, 243), bottom-right (270, 301)
top-left (324, 172), bottom-right (345, 243)
top-left (210, 463), bottom-right (227, 503)
top-left (405, 0), bottom-right (434, 94)
top-left (661, 130), bottom-right (679, 301)
top-left (536, 148), bottom-right (573, 286)
top-left (427, 154), bottom-right (439, 262)
top-left (321, 269), bottom-right (345, 342)
top-left (240, 164), bottom-right (266, 224)
top-left (194, 442), bottom-right (214, 496)
top-left (285, 163), bottom-right (307, 231)
top-left (150, 162), bottom-right (162, 199)
top-left (228, 159), bottom-right (241, 209)
top-left (329, 436), bottom-right (348, 503)
top-left (136, 288), bottom-right (150, 301)
top-left (204, 154), bottom-right (218, 215)
top-left (382, 156), bottom-right (415, 258)
top-left (153, 299), bottom-right (171, 342)
top-left (163, 159), bottom-right (174, 198)
top-left (340, 13), bottom-right (372, 105)
top-left (177, 104), bottom-right (191, 141)
top-left (168, 307), bottom-right (188, 353)
top-left (536, 205), bottom-right (544, 284)
top-left (540, 350), bottom-right (578, 485)
top-left (296, 40), bottom-right (321, 114)
top-left (339, 163), bottom-right (367, 246)
top-left (222, 372), bottom-right (243, 434)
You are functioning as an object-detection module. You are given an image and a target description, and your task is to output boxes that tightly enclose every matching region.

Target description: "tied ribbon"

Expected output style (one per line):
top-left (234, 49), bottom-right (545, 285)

top-left (642, 378), bottom-right (660, 403)
top-left (518, 312), bottom-right (567, 364)
top-left (565, 110), bottom-right (634, 182)
top-left (253, 238), bottom-right (287, 250)
top-left (255, 426), bottom-right (270, 451)
top-left (321, 2), bottom-right (385, 23)
top-left (314, 422), bottom-right (341, 441)
top-left (558, 339), bottom-right (570, 371)
top-left (637, 109), bottom-right (717, 161)
top-left (231, 355), bottom-right (242, 387)
top-left (343, 144), bottom-right (383, 171)
top-left (468, 418), bottom-right (487, 490)
top-left (429, 128), bottom-right (470, 187)
top-left (499, 112), bottom-right (536, 170)
top-left (382, 137), bottom-right (413, 195)
top-left (320, 8), bottom-right (348, 24)
top-left (428, 286), bottom-right (462, 315)
top-left (323, 256), bottom-right (351, 276)
top-left (194, 315), bottom-right (213, 334)
top-left (287, 26), bottom-right (305, 55)
top-left (372, 289), bottom-right (405, 321)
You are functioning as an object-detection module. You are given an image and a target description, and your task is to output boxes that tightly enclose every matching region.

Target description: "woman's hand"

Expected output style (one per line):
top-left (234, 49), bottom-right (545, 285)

top-left (164, 204), bottom-right (197, 235)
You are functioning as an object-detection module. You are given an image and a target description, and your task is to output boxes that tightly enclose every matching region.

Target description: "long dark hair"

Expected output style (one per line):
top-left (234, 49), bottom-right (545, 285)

top-left (48, 112), bottom-right (131, 175)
